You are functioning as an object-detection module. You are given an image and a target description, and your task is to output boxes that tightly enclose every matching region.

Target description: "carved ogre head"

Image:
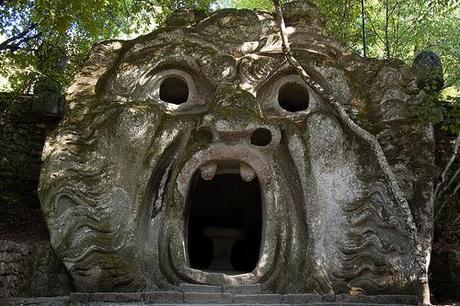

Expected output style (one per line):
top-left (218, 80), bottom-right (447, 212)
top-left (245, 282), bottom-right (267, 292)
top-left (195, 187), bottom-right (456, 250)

top-left (39, 2), bottom-right (434, 295)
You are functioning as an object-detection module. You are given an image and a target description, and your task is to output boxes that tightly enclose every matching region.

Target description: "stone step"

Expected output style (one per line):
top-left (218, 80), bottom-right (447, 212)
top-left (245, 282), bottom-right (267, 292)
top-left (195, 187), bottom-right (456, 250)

top-left (0, 291), bottom-right (420, 306)
top-left (177, 284), bottom-right (222, 293)
top-left (176, 283), bottom-right (263, 294)
top-left (224, 285), bottom-right (263, 295)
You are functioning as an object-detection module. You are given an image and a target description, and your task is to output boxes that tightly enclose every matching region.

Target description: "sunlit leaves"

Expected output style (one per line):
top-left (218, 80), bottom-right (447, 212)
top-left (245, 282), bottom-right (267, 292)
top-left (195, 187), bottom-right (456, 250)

top-left (231, 0), bottom-right (274, 10)
top-left (0, 0), bottom-right (459, 96)
top-left (0, 0), bottom-right (215, 92)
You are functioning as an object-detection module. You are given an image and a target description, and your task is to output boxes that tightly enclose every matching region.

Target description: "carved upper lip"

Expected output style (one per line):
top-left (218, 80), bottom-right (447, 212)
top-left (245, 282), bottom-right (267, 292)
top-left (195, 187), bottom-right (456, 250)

top-left (177, 144), bottom-right (272, 198)
top-left (199, 160), bottom-right (256, 182)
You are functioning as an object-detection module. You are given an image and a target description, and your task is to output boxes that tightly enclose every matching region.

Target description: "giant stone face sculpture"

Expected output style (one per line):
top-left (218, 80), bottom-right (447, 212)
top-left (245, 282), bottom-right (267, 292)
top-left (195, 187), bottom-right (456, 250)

top-left (39, 2), bottom-right (435, 295)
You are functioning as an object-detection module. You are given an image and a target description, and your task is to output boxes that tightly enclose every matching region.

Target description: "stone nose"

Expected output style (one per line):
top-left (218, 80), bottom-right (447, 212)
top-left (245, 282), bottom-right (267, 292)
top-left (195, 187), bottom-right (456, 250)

top-left (197, 84), bottom-right (281, 148)
top-left (199, 116), bottom-right (281, 148)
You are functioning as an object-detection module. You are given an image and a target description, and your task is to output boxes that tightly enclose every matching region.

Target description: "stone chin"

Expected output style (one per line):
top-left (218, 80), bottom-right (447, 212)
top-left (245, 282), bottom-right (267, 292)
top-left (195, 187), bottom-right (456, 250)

top-left (39, 4), bottom-right (434, 296)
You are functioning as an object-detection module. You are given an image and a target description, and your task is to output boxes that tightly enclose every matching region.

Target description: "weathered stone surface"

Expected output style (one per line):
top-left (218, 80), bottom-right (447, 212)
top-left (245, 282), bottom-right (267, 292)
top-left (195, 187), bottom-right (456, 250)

top-left (143, 291), bottom-right (184, 303)
top-left (88, 292), bottom-right (143, 302)
top-left (0, 93), bottom-right (61, 216)
top-left (0, 94), bottom-right (63, 302)
top-left (0, 296), bottom-right (70, 306)
top-left (223, 285), bottom-right (262, 294)
top-left (0, 292), bottom-right (422, 305)
top-left (183, 292), bottom-right (233, 303)
top-left (0, 240), bottom-right (72, 298)
top-left (69, 292), bottom-right (89, 303)
top-left (233, 294), bottom-right (282, 304)
top-left (178, 284), bottom-right (222, 292)
top-left (37, 0), bottom-right (435, 297)
top-left (281, 294), bottom-right (322, 303)
top-left (335, 294), bottom-right (418, 305)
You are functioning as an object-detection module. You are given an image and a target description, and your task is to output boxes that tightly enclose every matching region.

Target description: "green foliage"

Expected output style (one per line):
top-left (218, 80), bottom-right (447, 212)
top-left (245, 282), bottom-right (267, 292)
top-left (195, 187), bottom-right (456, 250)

top-left (1, 0), bottom-right (121, 90)
top-left (313, 0), bottom-right (460, 91)
top-left (232, 0), bottom-right (460, 93)
top-left (363, 0), bottom-right (460, 89)
top-left (231, 0), bottom-right (274, 10)
top-left (314, 0), bottom-right (363, 51)
top-left (1, 0), bottom-right (459, 101)
top-left (440, 96), bottom-right (460, 134)
top-left (416, 93), bottom-right (460, 134)
top-left (0, 0), bottom-right (214, 92)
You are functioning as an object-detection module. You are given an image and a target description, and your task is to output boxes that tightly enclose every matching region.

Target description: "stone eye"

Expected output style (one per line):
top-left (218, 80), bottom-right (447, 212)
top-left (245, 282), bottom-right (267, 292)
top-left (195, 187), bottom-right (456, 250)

top-left (159, 76), bottom-right (189, 105)
top-left (278, 82), bottom-right (309, 112)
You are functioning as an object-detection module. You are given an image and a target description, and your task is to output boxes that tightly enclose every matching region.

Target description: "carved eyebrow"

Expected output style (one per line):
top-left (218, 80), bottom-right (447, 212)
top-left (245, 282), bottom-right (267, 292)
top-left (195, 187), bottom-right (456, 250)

top-left (122, 54), bottom-right (204, 83)
top-left (235, 55), bottom-right (286, 90)
top-left (251, 59), bottom-right (296, 92)
top-left (145, 60), bottom-right (199, 77)
top-left (256, 58), bottom-right (334, 97)
top-left (257, 59), bottom-right (288, 87)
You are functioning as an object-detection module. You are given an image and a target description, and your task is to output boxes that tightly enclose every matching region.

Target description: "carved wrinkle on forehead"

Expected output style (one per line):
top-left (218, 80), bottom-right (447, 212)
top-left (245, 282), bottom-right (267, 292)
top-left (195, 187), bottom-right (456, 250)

top-left (236, 55), bottom-right (282, 93)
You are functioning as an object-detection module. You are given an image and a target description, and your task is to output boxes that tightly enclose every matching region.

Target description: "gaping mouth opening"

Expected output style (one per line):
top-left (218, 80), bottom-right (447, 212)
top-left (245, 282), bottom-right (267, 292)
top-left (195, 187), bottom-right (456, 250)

top-left (186, 161), bottom-right (262, 274)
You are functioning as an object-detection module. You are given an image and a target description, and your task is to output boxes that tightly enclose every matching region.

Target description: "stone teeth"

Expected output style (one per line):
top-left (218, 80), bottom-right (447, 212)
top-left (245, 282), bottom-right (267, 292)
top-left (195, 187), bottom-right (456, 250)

top-left (240, 162), bottom-right (256, 182)
top-left (200, 162), bottom-right (218, 180)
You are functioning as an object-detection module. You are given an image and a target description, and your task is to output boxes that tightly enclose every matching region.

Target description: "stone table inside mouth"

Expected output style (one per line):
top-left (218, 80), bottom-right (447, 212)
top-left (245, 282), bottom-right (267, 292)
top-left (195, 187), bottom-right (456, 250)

top-left (204, 227), bottom-right (244, 271)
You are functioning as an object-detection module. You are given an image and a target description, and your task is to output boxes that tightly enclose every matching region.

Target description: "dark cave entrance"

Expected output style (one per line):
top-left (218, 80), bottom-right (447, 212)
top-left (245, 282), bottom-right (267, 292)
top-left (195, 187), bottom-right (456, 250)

top-left (187, 173), bottom-right (262, 273)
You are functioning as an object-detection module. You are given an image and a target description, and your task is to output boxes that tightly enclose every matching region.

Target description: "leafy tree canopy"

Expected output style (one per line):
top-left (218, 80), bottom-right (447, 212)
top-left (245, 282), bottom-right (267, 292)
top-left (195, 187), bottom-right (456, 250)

top-left (0, 0), bottom-right (213, 91)
top-left (1, 0), bottom-right (459, 131)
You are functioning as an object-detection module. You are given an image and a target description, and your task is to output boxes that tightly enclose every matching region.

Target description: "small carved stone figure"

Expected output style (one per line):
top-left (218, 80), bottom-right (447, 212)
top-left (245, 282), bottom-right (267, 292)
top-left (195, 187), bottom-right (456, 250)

top-left (39, 1), bottom-right (435, 296)
top-left (413, 50), bottom-right (444, 92)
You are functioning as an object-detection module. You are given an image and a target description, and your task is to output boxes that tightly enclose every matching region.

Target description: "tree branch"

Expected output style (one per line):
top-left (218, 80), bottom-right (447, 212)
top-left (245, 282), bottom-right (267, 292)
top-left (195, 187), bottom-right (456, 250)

top-left (385, 0), bottom-right (391, 58)
top-left (0, 23), bottom-right (39, 53)
top-left (360, 0), bottom-right (366, 58)
top-left (0, 29), bottom-right (30, 51)
top-left (442, 160), bottom-right (460, 194)
top-left (433, 133), bottom-right (460, 223)
top-left (434, 177), bottom-right (460, 223)
top-left (435, 167), bottom-right (460, 220)
top-left (365, 11), bottom-right (387, 48)
top-left (434, 133), bottom-right (460, 201)
top-left (453, 181), bottom-right (460, 195)
top-left (397, 2), bottom-right (433, 40)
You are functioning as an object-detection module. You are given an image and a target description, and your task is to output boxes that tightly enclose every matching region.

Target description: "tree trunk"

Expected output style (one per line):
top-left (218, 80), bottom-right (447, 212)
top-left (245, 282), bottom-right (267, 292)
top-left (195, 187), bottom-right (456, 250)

top-left (385, 0), bottom-right (391, 58)
top-left (361, 0), bottom-right (367, 58)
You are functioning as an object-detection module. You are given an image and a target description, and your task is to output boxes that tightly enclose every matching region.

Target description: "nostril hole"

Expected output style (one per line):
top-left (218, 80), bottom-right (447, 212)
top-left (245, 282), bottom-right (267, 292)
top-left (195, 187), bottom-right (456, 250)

top-left (251, 128), bottom-right (272, 146)
top-left (196, 127), bottom-right (213, 144)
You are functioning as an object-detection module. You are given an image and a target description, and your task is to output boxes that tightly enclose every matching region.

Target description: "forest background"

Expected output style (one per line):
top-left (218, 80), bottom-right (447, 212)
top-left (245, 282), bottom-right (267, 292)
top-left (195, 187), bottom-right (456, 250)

top-left (1, 0), bottom-right (459, 108)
